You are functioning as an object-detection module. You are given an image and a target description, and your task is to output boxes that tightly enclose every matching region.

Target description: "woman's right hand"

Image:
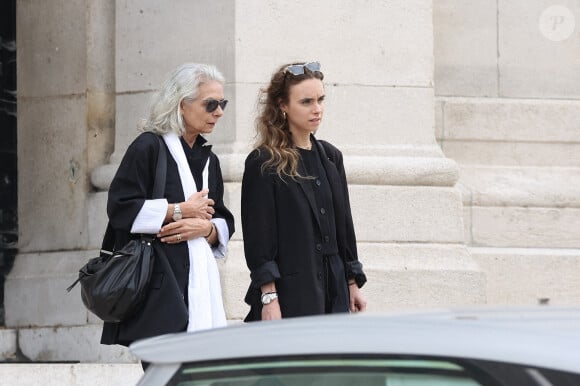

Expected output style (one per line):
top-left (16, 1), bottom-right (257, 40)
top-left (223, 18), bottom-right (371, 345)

top-left (158, 218), bottom-right (212, 243)
top-left (182, 189), bottom-right (215, 219)
top-left (261, 301), bottom-right (282, 321)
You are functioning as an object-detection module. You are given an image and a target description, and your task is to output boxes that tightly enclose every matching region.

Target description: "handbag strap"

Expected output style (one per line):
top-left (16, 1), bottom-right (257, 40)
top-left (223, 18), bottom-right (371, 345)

top-left (100, 135), bottom-right (167, 254)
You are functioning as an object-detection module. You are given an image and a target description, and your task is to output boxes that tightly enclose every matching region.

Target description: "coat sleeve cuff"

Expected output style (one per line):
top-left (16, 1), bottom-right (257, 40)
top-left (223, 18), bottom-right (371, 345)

top-left (130, 199), bottom-right (168, 234)
top-left (346, 260), bottom-right (367, 288)
top-left (210, 218), bottom-right (229, 259)
top-left (250, 261), bottom-right (281, 289)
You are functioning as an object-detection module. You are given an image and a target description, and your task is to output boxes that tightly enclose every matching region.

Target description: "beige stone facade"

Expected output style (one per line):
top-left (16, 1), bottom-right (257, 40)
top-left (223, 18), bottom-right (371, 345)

top-left (4, 0), bottom-right (579, 363)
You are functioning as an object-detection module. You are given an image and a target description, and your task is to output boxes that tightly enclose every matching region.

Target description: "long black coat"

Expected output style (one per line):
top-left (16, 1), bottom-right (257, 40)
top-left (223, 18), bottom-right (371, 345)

top-left (101, 132), bottom-right (234, 345)
top-left (241, 136), bottom-right (366, 320)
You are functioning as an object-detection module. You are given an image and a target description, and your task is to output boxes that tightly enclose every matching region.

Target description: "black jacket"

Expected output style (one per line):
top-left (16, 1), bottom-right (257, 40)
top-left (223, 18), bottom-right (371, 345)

top-left (241, 135), bottom-right (366, 320)
top-left (101, 132), bottom-right (234, 345)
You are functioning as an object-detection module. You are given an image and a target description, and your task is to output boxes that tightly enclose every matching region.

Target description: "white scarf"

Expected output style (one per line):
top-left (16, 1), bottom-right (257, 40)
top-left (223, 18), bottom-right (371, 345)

top-left (163, 133), bottom-right (227, 332)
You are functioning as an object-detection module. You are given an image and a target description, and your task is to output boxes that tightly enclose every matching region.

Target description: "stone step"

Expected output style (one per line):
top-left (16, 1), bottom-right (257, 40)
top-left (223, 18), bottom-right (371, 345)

top-left (0, 363), bottom-right (143, 385)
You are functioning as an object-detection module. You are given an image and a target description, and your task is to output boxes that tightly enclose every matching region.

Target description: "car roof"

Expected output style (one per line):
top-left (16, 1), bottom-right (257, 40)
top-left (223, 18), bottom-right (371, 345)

top-left (130, 306), bottom-right (580, 373)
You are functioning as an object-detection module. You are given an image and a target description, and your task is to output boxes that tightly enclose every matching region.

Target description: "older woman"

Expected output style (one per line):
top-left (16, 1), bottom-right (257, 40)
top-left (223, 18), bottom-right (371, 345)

top-left (101, 63), bottom-right (234, 347)
top-left (241, 62), bottom-right (366, 321)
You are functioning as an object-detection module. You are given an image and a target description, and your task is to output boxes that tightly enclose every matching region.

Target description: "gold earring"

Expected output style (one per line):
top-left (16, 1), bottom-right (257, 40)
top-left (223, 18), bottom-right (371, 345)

top-left (282, 111), bottom-right (286, 120)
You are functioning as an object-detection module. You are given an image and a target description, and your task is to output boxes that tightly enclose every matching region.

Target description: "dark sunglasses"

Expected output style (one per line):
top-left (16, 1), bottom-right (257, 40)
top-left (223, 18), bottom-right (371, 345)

top-left (204, 98), bottom-right (228, 113)
top-left (284, 61), bottom-right (322, 76)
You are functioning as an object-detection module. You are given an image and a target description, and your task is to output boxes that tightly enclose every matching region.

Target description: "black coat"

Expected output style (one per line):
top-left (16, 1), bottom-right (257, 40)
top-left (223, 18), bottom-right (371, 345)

top-left (241, 136), bottom-right (366, 320)
top-left (101, 132), bottom-right (235, 345)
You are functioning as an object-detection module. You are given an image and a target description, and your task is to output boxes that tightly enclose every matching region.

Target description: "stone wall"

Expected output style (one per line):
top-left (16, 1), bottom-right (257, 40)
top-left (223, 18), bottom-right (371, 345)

top-left (434, 0), bottom-right (580, 305)
top-left (4, 0), bottom-right (578, 363)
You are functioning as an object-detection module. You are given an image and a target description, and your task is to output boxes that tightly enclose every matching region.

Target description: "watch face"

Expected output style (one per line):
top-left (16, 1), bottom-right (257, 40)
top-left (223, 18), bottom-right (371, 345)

top-left (173, 204), bottom-right (182, 221)
top-left (261, 292), bottom-right (277, 305)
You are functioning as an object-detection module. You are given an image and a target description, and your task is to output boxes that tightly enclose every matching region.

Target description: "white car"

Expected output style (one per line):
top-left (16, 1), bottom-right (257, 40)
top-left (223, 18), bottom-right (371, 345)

top-left (130, 306), bottom-right (580, 386)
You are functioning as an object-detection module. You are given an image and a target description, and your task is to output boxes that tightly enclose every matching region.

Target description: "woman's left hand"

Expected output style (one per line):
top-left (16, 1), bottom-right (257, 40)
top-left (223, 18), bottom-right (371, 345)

top-left (157, 218), bottom-right (211, 244)
top-left (349, 283), bottom-right (367, 313)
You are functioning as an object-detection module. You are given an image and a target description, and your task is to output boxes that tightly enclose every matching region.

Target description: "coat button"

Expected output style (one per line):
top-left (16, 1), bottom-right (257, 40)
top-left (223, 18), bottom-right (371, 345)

top-left (320, 208), bottom-right (326, 215)
top-left (316, 244), bottom-right (322, 252)
top-left (316, 179), bottom-right (321, 186)
top-left (324, 235), bottom-right (330, 242)
top-left (317, 272), bottom-right (323, 280)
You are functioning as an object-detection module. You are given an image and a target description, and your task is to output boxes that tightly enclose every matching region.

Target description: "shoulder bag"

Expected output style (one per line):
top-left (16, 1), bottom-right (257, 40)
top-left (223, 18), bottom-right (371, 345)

top-left (67, 135), bottom-right (167, 323)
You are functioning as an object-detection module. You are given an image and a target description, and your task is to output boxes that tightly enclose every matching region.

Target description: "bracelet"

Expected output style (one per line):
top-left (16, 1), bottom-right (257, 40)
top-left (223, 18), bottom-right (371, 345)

top-left (205, 223), bottom-right (215, 238)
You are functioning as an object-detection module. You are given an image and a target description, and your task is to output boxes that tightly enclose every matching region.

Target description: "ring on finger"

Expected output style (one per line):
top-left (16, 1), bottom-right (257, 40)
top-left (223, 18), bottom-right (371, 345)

top-left (176, 233), bottom-right (182, 241)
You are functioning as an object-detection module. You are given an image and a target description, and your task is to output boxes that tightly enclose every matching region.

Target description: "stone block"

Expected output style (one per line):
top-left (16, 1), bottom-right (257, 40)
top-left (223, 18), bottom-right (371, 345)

top-left (434, 100), bottom-right (444, 140)
top-left (18, 325), bottom-right (137, 363)
top-left (499, 1), bottom-right (580, 98)
top-left (17, 0), bottom-right (88, 97)
top-left (344, 155), bottom-right (458, 186)
top-left (459, 166), bottom-right (580, 208)
top-left (0, 364), bottom-right (143, 386)
top-left (358, 243), bottom-right (485, 311)
top-left (5, 251), bottom-right (93, 328)
top-left (442, 140), bottom-right (580, 167)
top-left (86, 1), bottom-right (116, 173)
top-left (115, 0), bottom-right (235, 93)
top-left (471, 206), bottom-right (580, 248)
top-left (110, 92), bottom-right (152, 164)
top-left (463, 205), bottom-right (473, 245)
top-left (442, 98), bottom-right (580, 143)
top-left (18, 97), bottom-right (89, 252)
top-left (235, 0), bottom-right (433, 86)
top-left (87, 192), bottom-right (109, 249)
top-left (322, 86), bottom-right (436, 151)
top-left (471, 247), bottom-right (580, 305)
top-left (434, 0), bottom-right (498, 97)
top-left (349, 185), bottom-right (465, 244)
top-left (0, 329), bottom-right (17, 360)
top-left (217, 240), bottom-right (250, 321)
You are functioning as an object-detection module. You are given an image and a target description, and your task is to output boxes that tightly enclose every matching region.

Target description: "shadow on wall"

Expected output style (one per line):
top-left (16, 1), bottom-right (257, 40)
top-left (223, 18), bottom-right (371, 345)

top-left (0, 0), bottom-right (17, 326)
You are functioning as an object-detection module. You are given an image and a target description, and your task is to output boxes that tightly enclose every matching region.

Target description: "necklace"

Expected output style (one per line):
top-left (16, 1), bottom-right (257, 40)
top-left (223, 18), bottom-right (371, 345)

top-left (296, 143), bottom-right (312, 150)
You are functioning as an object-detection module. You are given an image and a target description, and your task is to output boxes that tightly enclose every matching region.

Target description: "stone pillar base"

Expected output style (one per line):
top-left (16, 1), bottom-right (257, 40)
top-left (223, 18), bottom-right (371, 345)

top-left (361, 243), bottom-right (485, 311)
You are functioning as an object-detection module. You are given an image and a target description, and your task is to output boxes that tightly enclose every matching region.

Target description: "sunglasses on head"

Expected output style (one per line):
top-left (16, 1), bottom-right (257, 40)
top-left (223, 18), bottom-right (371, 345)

top-left (284, 61), bottom-right (322, 76)
top-left (204, 98), bottom-right (228, 113)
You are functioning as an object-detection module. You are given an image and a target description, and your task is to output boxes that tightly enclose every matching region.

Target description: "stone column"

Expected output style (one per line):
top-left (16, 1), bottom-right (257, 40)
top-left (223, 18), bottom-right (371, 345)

top-left (220, 0), bottom-right (486, 314)
top-left (7, 0), bottom-right (131, 362)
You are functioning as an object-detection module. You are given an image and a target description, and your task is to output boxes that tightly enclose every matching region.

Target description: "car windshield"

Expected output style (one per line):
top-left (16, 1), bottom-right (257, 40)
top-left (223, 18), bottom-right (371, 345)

top-left (165, 357), bottom-right (485, 386)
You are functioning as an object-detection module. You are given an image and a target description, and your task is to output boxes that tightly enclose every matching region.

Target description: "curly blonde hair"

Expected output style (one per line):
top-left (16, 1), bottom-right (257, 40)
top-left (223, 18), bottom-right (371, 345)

top-left (254, 62), bottom-right (324, 179)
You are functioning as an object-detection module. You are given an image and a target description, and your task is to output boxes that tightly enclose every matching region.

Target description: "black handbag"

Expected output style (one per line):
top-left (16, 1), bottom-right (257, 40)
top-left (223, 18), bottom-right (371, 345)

top-left (67, 135), bottom-right (167, 322)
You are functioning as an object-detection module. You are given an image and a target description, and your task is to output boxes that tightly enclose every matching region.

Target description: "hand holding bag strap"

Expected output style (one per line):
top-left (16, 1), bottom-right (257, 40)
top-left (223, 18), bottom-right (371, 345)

top-left (101, 135), bottom-right (167, 254)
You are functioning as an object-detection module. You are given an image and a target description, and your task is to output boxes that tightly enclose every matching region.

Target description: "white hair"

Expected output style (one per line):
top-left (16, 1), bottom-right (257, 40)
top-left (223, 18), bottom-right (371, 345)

top-left (140, 63), bottom-right (225, 135)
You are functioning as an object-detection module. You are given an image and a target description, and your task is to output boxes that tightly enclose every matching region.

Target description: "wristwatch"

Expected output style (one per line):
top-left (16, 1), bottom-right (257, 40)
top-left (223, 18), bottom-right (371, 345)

top-left (261, 291), bottom-right (278, 305)
top-left (172, 203), bottom-right (183, 221)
